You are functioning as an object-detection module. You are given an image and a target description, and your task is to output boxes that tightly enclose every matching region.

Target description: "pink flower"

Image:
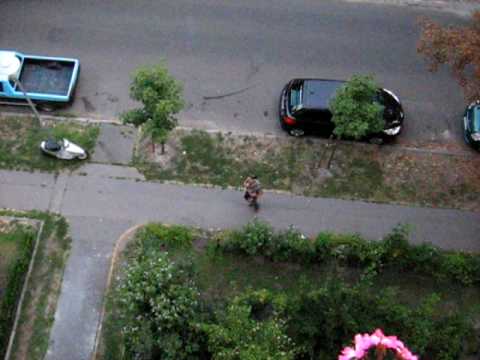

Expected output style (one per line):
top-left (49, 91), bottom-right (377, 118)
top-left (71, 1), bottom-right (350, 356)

top-left (338, 329), bottom-right (419, 360)
top-left (339, 346), bottom-right (357, 360)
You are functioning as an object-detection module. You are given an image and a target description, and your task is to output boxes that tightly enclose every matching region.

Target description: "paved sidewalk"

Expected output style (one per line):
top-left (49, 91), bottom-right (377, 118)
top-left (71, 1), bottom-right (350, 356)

top-left (45, 216), bottom-right (134, 360)
top-left (91, 123), bottom-right (136, 165)
top-left (1, 167), bottom-right (479, 360)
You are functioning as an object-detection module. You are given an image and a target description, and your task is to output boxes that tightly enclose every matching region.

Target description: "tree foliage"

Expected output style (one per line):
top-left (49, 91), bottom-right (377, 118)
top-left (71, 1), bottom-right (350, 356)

top-left (122, 62), bottom-right (184, 152)
top-left (329, 75), bottom-right (384, 140)
top-left (417, 11), bottom-right (480, 101)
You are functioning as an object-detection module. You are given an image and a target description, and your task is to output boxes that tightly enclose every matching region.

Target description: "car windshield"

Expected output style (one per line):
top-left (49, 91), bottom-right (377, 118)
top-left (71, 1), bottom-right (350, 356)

top-left (289, 82), bottom-right (303, 113)
top-left (472, 107), bottom-right (480, 133)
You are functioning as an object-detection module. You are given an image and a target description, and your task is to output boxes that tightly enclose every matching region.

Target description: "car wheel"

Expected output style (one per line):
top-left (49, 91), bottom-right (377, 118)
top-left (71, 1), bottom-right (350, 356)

top-left (368, 137), bottom-right (384, 145)
top-left (289, 128), bottom-right (305, 137)
top-left (77, 151), bottom-right (88, 160)
top-left (37, 103), bottom-right (57, 112)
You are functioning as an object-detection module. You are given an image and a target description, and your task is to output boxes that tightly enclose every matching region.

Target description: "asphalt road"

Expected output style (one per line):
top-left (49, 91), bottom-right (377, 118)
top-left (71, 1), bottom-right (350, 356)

top-left (0, 0), bottom-right (472, 142)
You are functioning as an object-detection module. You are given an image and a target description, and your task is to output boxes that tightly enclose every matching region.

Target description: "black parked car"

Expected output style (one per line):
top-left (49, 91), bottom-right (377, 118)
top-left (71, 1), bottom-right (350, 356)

top-left (279, 79), bottom-right (404, 142)
top-left (463, 100), bottom-right (480, 151)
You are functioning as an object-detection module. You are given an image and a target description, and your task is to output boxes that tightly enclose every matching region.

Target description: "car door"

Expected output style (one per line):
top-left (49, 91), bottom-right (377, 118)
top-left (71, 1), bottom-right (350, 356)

top-left (308, 109), bottom-right (335, 135)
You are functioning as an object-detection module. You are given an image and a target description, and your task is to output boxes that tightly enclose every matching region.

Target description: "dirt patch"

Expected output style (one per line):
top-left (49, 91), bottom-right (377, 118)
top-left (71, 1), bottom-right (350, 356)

top-left (381, 148), bottom-right (480, 210)
top-left (0, 118), bottom-right (32, 154)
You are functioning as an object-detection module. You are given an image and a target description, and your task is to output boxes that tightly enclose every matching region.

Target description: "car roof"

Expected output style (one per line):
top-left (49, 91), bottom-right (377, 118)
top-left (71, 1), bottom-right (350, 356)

top-left (301, 79), bottom-right (345, 110)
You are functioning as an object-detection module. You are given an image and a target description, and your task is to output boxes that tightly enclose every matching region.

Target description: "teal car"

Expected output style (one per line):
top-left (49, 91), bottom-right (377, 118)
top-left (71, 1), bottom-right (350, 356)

top-left (464, 100), bottom-right (480, 151)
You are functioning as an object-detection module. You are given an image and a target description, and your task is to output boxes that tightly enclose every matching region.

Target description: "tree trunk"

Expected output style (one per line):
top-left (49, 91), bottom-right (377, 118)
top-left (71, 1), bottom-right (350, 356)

top-left (326, 134), bottom-right (337, 169)
top-left (161, 141), bottom-right (165, 155)
top-left (151, 135), bottom-right (155, 154)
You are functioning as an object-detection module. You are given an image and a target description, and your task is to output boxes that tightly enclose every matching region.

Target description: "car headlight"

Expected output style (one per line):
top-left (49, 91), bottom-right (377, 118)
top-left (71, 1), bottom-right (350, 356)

top-left (472, 133), bottom-right (480, 141)
top-left (383, 126), bottom-right (401, 136)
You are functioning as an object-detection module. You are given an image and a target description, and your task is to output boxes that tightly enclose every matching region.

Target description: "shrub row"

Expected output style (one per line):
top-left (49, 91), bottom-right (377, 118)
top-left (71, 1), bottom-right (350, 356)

top-left (213, 220), bottom-right (480, 285)
top-left (0, 226), bottom-right (36, 357)
top-left (112, 243), bottom-right (475, 360)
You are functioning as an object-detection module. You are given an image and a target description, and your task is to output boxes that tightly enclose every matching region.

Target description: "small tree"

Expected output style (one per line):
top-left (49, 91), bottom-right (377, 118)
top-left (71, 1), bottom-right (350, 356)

top-left (122, 62), bottom-right (184, 154)
top-left (417, 11), bottom-right (480, 101)
top-left (329, 75), bottom-right (384, 140)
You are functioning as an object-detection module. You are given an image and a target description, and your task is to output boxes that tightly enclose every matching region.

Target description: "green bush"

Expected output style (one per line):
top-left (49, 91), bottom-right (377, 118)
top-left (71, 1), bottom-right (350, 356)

top-left (0, 226), bottom-right (36, 358)
top-left (327, 233), bottom-right (382, 267)
top-left (137, 223), bottom-right (194, 251)
top-left (312, 233), bottom-right (333, 262)
top-left (268, 227), bottom-right (315, 263)
top-left (284, 281), bottom-right (469, 359)
top-left (201, 302), bottom-right (296, 360)
top-left (116, 252), bottom-right (201, 359)
top-left (381, 225), bottom-right (411, 264)
top-left (214, 220), bottom-right (480, 286)
top-left (233, 289), bottom-right (288, 320)
top-left (423, 314), bottom-right (472, 360)
top-left (223, 219), bottom-right (274, 256)
top-left (439, 253), bottom-right (480, 285)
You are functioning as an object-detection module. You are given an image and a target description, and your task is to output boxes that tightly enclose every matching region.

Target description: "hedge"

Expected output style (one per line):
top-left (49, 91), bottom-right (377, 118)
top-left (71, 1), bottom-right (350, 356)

top-left (212, 220), bottom-right (480, 285)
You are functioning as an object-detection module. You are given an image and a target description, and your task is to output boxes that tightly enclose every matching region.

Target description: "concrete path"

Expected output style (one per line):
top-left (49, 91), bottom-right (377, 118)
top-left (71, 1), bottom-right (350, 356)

top-left (45, 216), bottom-right (134, 360)
top-left (1, 167), bottom-right (479, 360)
top-left (90, 123), bottom-right (136, 165)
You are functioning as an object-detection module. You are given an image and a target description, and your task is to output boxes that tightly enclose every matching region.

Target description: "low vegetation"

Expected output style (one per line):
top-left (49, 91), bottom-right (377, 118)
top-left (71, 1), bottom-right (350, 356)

top-left (134, 129), bottom-right (480, 211)
top-left (0, 219), bottom-right (37, 358)
top-left (0, 210), bottom-right (71, 360)
top-left (0, 116), bottom-right (99, 172)
top-left (99, 221), bottom-right (480, 359)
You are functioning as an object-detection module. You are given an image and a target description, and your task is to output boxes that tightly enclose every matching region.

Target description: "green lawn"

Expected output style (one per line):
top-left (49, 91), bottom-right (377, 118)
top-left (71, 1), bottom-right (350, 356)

top-left (0, 116), bottom-right (99, 172)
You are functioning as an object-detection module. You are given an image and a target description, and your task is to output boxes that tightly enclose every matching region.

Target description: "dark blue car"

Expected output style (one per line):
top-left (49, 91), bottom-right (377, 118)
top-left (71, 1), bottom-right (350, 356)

top-left (463, 100), bottom-right (480, 151)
